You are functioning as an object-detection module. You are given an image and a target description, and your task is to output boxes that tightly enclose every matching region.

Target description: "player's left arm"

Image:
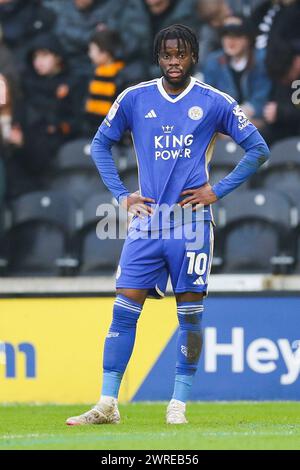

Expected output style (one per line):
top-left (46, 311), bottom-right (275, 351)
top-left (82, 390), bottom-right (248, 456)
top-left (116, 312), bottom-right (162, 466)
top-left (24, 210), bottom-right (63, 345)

top-left (211, 98), bottom-right (270, 199)
top-left (179, 100), bottom-right (270, 209)
top-left (211, 129), bottom-right (270, 199)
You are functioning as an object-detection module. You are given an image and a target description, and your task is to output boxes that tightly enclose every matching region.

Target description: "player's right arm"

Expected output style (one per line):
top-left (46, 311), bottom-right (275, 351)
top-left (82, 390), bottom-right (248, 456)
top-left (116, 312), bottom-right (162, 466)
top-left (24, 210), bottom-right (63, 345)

top-left (90, 92), bottom-right (154, 217)
top-left (210, 96), bottom-right (270, 200)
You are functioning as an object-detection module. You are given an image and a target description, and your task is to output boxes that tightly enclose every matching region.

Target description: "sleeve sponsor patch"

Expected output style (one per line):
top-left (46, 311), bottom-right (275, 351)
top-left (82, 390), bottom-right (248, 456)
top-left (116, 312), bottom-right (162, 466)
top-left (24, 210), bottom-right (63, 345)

top-left (108, 101), bottom-right (120, 121)
top-left (233, 105), bottom-right (250, 130)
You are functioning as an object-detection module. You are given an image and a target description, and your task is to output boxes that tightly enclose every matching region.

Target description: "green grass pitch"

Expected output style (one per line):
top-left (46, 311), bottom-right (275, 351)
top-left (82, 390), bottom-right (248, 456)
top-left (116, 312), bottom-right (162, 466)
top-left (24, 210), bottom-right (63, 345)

top-left (1, 402), bottom-right (300, 450)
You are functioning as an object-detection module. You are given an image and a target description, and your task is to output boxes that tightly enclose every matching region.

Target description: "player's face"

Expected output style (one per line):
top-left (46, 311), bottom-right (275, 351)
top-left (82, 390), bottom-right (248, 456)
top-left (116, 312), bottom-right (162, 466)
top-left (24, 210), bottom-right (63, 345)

top-left (158, 39), bottom-right (195, 88)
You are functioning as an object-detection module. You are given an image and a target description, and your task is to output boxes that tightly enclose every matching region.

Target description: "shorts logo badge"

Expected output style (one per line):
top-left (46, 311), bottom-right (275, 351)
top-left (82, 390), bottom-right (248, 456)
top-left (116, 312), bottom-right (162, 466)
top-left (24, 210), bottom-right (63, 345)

top-left (193, 276), bottom-right (205, 285)
top-left (116, 265), bottom-right (121, 280)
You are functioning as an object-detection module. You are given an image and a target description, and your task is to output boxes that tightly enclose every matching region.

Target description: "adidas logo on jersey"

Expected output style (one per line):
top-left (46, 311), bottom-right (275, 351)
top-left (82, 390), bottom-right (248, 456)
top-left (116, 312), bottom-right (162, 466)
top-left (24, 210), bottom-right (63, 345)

top-left (145, 109), bottom-right (157, 118)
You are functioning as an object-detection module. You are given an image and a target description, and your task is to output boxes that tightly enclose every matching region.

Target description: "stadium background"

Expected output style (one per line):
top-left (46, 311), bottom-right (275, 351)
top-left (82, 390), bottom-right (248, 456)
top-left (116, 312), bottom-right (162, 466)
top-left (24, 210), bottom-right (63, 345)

top-left (0, 0), bottom-right (300, 408)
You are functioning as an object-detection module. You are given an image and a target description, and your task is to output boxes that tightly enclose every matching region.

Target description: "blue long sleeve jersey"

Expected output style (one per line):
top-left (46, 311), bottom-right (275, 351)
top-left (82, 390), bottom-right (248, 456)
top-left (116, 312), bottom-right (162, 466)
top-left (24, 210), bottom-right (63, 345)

top-left (91, 77), bottom-right (270, 219)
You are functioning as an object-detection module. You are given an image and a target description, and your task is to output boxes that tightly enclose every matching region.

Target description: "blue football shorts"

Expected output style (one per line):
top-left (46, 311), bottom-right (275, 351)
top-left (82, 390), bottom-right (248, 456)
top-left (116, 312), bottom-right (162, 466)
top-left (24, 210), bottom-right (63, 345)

top-left (116, 220), bottom-right (214, 298)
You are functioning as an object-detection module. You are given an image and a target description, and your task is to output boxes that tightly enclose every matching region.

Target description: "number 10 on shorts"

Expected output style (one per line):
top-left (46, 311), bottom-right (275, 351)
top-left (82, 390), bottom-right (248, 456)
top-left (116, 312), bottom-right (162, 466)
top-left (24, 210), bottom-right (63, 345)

top-left (186, 252), bottom-right (208, 275)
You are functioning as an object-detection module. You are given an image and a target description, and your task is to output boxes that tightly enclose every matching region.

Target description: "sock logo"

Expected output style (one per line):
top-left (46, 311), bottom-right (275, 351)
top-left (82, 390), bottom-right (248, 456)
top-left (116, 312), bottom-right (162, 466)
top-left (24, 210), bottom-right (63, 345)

top-left (181, 345), bottom-right (188, 357)
top-left (107, 332), bottom-right (120, 338)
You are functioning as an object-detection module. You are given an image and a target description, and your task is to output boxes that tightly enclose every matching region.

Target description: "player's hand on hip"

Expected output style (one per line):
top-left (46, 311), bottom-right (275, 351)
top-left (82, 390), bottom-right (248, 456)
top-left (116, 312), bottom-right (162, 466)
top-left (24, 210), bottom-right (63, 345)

top-left (121, 192), bottom-right (155, 218)
top-left (179, 183), bottom-right (218, 210)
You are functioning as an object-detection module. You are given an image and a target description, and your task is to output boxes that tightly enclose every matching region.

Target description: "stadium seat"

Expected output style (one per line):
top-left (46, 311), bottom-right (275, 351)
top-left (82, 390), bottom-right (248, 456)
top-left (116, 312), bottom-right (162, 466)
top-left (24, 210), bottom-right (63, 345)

top-left (210, 200), bottom-right (226, 272)
top-left (209, 166), bottom-right (229, 186)
top-left (268, 137), bottom-right (300, 165)
top-left (294, 234), bottom-right (300, 274)
top-left (78, 192), bottom-right (120, 228)
top-left (74, 193), bottom-right (126, 275)
top-left (260, 166), bottom-right (300, 193)
top-left (55, 138), bottom-right (95, 171)
top-left (209, 166), bottom-right (250, 191)
top-left (217, 190), bottom-right (294, 273)
top-left (122, 170), bottom-right (140, 194)
top-left (279, 189), bottom-right (300, 273)
top-left (7, 191), bottom-right (78, 276)
top-left (212, 137), bottom-right (245, 167)
top-left (259, 137), bottom-right (300, 192)
top-left (49, 138), bottom-right (107, 203)
top-left (117, 145), bottom-right (138, 174)
top-left (209, 137), bottom-right (250, 191)
top-left (48, 169), bottom-right (105, 204)
top-left (79, 232), bottom-right (124, 275)
top-left (55, 138), bottom-right (129, 172)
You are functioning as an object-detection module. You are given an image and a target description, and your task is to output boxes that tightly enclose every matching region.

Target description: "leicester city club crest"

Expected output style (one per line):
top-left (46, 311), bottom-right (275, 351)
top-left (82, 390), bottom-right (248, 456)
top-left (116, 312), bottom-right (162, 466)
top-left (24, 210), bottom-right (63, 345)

top-left (188, 106), bottom-right (203, 121)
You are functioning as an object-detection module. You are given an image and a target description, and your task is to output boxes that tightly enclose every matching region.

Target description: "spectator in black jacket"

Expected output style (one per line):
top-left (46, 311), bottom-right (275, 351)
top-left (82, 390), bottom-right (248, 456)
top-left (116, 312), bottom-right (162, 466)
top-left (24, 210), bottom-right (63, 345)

top-left (49, 0), bottom-right (121, 79)
top-left (0, 25), bottom-right (22, 202)
top-left (262, 40), bottom-right (300, 143)
top-left (0, 25), bottom-right (21, 148)
top-left (116, 0), bottom-right (198, 77)
top-left (0, 0), bottom-right (56, 66)
top-left (267, 0), bottom-right (300, 48)
top-left (13, 34), bottom-right (82, 178)
top-left (251, 0), bottom-right (297, 51)
top-left (196, 0), bottom-right (232, 70)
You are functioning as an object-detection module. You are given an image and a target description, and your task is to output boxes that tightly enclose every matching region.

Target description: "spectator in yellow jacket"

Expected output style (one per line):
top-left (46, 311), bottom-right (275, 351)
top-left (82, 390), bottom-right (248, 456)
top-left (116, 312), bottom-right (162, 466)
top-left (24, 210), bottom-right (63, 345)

top-left (84, 30), bottom-right (125, 136)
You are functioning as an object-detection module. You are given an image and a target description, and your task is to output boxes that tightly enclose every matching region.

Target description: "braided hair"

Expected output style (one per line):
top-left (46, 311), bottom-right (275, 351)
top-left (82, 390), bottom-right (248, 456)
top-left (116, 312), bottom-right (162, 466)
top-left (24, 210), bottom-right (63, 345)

top-left (153, 24), bottom-right (199, 65)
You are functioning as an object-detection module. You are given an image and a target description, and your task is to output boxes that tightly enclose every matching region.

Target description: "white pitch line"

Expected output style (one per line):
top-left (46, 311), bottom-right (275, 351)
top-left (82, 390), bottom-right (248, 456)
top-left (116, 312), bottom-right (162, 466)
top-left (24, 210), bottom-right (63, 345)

top-left (0, 430), bottom-right (299, 441)
top-left (0, 433), bottom-right (55, 440)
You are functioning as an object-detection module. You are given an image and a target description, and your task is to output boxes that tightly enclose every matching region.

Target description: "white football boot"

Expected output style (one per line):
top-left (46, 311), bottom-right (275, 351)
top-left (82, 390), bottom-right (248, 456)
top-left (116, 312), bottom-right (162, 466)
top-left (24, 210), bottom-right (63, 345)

top-left (66, 397), bottom-right (120, 426)
top-left (166, 399), bottom-right (188, 424)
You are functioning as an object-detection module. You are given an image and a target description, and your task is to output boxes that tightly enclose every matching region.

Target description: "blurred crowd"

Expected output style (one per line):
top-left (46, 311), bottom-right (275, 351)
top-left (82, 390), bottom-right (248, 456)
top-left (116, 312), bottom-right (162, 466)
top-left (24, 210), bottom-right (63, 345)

top-left (0, 0), bottom-right (299, 204)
